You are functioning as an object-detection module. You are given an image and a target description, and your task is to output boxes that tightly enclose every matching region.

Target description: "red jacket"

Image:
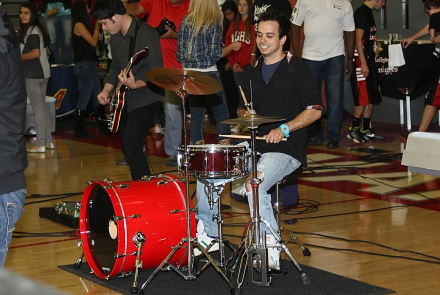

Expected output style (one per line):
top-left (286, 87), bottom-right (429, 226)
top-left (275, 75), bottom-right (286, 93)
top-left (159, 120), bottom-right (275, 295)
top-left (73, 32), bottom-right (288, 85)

top-left (225, 19), bottom-right (254, 70)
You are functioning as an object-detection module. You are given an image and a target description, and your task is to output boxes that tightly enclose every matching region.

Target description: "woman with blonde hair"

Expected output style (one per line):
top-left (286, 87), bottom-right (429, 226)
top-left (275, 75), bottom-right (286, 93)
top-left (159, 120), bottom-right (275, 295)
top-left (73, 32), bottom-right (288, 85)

top-left (177, 0), bottom-right (241, 146)
top-left (177, 0), bottom-right (242, 255)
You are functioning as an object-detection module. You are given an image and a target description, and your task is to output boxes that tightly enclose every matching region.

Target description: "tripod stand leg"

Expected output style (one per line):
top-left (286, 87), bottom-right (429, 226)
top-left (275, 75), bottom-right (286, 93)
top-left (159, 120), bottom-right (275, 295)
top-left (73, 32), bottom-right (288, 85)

top-left (260, 218), bottom-right (311, 285)
top-left (138, 238), bottom-right (193, 295)
top-left (74, 252), bottom-right (84, 269)
top-left (285, 231), bottom-right (311, 256)
top-left (195, 241), bottom-right (236, 294)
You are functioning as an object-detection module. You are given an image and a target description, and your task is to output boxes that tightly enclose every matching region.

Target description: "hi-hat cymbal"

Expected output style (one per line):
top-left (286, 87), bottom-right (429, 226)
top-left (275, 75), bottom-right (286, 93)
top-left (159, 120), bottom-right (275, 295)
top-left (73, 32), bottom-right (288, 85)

top-left (146, 68), bottom-right (223, 95)
top-left (221, 114), bottom-right (285, 127)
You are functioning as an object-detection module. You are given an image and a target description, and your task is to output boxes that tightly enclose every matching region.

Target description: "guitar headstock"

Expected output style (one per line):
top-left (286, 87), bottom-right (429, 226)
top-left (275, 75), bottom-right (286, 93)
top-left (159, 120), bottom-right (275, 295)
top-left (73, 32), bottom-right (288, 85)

top-left (131, 47), bottom-right (150, 65)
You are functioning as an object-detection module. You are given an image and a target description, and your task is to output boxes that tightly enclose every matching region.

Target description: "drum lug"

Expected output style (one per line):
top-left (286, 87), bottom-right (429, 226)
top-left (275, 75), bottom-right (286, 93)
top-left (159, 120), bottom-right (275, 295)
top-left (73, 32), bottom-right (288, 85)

top-left (103, 179), bottom-right (114, 183)
top-left (116, 184), bottom-right (130, 189)
top-left (102, 185), bottom-right (113, 190)
top-left (169, 209), bottom-right (182, 214)
top-left (141, 174), bottom-right (162, 181)
top-left (77, 239), bottom-right (83, 247)
top-left (86, 180), bottom-right (92, 186)
top-left (191, 207), bottom-right (198, 214)
top-left (157, 180), bottom-right (168, 186)
top-left (115, 251), bottom-right (137, 259)
top-left (113, 214), bottom-right (141, 222)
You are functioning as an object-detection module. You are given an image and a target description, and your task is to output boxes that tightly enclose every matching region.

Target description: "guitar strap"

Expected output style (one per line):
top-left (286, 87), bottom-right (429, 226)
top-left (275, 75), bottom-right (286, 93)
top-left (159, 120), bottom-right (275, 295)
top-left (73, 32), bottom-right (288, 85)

top-left (129, 19), bottom-right (142, 59)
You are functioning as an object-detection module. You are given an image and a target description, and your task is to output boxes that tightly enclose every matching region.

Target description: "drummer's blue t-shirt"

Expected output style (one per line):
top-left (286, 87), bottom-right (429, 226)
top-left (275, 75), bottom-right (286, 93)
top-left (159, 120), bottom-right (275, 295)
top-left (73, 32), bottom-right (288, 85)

top-left (262, 59), bottom-right (282, 84)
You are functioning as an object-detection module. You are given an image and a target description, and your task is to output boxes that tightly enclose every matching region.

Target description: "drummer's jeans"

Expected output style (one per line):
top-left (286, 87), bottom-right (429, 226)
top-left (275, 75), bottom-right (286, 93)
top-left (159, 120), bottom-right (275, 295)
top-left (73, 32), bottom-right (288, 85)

top-left (0, 189), bottom-right (26, 267)
top-left (187, 71), bottom-right (230, 144)
top-left (196, 152), bottom-right (300, 238)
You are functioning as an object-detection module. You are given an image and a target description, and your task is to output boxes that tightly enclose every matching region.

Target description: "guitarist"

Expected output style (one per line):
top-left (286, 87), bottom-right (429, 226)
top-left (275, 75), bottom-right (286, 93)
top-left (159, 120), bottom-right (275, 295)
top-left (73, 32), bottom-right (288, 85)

top-left (93, 0), bottom-right (164, 180)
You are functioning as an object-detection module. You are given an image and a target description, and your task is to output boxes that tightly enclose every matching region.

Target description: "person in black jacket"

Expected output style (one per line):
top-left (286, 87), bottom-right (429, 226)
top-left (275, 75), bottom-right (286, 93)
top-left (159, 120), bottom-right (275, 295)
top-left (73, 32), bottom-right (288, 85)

top-left (194, 11), bottom-right (322, 271)
top-left (0, 3), bottom-right (28, 267)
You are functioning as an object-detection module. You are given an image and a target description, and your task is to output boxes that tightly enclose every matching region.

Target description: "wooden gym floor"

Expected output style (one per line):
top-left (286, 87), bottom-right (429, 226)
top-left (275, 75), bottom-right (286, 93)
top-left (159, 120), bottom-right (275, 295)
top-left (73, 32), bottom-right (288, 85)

top-left (6, 118), bottom-right (440, 295)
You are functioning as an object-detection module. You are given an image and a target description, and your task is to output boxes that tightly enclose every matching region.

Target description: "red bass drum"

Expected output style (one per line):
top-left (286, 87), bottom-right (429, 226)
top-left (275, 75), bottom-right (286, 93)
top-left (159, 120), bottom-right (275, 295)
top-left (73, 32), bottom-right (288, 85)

top-left (79, 174), bottom-right (195, 279)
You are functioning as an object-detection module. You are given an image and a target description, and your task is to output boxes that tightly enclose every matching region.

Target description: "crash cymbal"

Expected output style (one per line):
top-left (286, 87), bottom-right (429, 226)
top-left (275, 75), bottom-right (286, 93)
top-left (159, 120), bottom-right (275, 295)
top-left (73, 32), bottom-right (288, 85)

top-left (221, 114), bottom-right (285, 127)
top-left (146, 68), bottom-right (223, 95)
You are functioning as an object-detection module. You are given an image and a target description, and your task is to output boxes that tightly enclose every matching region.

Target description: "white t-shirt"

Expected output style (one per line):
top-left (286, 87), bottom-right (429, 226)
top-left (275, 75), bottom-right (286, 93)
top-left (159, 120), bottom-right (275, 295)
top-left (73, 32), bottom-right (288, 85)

top-left (292, 0), bottom-right (355, 61)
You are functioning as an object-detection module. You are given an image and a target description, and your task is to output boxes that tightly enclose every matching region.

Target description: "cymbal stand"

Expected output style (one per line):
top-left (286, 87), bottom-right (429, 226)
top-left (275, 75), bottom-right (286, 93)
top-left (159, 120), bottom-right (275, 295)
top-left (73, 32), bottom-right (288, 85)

top-left (198, 177), bottom-right (244, 272)
top-left (138, 77), bottom-right (234, 295)
top-left (234, 126), bottom-right (310, 291)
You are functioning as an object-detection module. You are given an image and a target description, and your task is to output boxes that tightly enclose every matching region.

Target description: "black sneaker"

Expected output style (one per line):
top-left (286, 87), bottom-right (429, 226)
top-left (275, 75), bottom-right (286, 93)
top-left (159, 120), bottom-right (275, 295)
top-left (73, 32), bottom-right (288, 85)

top-left (306, 137), bottom-right (325, 147)
top-left (327, 140), bottom-right (340, 149)
top-left (347, 127), bottom-right (367, 143)
top-left (361, 129), bottom-right (385, 141)
top-left (433, 51), bottom-right (440, 58)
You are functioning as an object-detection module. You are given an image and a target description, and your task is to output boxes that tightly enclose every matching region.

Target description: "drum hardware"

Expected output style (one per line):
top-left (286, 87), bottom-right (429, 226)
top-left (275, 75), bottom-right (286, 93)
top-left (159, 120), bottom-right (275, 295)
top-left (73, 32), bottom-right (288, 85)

top-left (131, 231), bottom-right (146, 294)
top-left (118, 272), bottom-right (133, 278)
top-left (113, 214), bottom-right (141, 223)
top-left (139, 68), bottom-right (235, 295)
top-left (103, 179), bottom-right (114, 183)
top-left (156, 180), bottom-right (168, 186)
top-left (221, 110), bottom-right (310, 289)
top-left (114, 251), bottom-right (137, 258)
top-left (74, 252), bottom-right (85, 269)
top-left (140, 174), bottom-right (161, 181)
top-left (198, 178), bottom-right (243, 272)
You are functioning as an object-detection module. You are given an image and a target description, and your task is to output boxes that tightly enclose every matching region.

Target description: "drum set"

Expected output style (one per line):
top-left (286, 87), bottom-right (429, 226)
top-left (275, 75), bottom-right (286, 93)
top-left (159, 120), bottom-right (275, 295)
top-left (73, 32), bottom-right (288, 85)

top-left (75, 68), bottom-right (309, 294)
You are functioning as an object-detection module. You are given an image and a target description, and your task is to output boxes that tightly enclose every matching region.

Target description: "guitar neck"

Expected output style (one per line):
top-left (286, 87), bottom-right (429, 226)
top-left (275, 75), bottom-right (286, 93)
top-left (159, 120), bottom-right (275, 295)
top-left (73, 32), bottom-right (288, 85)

top-left (114, 59), bottom-right (134, 94)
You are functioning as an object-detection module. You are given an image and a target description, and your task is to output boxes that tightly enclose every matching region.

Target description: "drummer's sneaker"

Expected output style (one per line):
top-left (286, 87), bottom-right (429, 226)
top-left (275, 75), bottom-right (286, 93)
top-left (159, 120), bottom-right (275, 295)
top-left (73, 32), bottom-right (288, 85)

top-left (267, 235), bottom-right (281, 271)
top-left (360, 128), bottom-right (386, 141)
top-left (347, 127), bottom-right (367, 143)
top-left (194, 221), bottom-right (219, 256)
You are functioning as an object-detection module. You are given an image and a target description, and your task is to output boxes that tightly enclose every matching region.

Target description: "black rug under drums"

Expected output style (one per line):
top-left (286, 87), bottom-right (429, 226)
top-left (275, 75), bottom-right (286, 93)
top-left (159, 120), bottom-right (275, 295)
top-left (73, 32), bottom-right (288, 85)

top-left (59, 259), bottom-right (394, 295)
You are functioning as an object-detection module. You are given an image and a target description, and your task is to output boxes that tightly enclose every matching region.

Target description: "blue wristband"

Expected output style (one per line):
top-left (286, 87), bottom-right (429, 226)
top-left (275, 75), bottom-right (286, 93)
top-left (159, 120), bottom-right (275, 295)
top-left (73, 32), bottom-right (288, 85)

top-left (279, 124), bottom-right (289, 138)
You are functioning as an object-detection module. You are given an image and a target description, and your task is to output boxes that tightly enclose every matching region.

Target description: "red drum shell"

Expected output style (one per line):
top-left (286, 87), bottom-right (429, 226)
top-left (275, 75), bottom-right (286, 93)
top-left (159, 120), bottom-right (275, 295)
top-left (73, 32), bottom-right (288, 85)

top-left (79, 174), bottom-right (195, 279)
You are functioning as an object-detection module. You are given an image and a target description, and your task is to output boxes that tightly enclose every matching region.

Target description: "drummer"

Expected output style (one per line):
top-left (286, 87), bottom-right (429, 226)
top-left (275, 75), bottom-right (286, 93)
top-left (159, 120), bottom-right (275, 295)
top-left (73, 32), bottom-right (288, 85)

top-left (195, 10), bottom-right (323, 270)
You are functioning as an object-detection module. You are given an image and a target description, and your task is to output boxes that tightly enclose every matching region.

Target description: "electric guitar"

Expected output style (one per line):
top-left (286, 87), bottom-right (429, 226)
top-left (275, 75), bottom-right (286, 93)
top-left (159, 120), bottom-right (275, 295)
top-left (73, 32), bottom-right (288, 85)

top-left (108, 47), bottom-right (149, 133)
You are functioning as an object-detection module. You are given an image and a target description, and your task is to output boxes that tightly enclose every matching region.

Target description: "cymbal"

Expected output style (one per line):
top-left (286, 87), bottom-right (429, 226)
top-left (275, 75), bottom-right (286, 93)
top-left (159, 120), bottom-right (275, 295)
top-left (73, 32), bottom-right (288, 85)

top-left (146, 68), bottom-right (223, 95)
top-left (221, 114), bottom-right (285, 127)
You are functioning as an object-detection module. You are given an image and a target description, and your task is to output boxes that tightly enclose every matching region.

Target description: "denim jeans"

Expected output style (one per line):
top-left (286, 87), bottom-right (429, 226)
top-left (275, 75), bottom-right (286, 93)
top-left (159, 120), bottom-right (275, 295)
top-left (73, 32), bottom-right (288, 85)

top-left (164, 89), bottom-right (183, 156)
top-left (303, 55), bottom-right (345, 142)
top-left (0, 189), bottom-right (26, 267)
top-left (43, 15), bottom-right (72, 65)
top-left (196, 151), bottom-right (300, 237)
top-left (25, 78), bottom-right (51, 146)
top-left (73, 60), bottom-right (101, 111)
top-left (187, 71), bottom-right (230, 143)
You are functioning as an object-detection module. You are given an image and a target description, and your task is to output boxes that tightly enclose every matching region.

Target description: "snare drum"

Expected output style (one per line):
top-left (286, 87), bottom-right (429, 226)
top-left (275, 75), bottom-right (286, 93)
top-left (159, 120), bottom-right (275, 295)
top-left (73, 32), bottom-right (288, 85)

top-left (177, 144), bottom-right (247, 178)
top-left (79, 174), bottom-right (195, 279)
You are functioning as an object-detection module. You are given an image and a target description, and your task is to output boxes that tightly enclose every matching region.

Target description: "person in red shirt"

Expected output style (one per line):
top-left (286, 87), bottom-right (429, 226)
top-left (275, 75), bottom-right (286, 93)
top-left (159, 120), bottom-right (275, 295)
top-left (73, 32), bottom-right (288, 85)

top-left (126, 0), bottom-right (189, 167)
top-left (225, 0), bottom-right (254, 88)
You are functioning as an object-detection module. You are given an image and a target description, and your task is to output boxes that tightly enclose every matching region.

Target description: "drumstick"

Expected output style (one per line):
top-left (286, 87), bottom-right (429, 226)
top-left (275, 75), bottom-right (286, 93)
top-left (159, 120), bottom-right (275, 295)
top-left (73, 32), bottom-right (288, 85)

top-left (220, 134), bottom-right (287, 141)
top-left (238, 86), bottom-right (251, 113)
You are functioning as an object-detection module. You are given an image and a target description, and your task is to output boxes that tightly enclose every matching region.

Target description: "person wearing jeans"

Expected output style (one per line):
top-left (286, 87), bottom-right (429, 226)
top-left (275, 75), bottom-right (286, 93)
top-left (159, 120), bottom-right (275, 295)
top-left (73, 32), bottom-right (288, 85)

top-left (291, 0), bottom-right (355, 149)
top-left (194, 10), bottom-right (322, 270)
top-left (71, 1), bottom-right (102, 138)
top-left (41, 1), bottom-right (72, 65)
top-left (302, 55), bottom-right (345, 146)
top-left (0, 4), bottom-right (28, 267)
top-left (186, 71), bottom-right (231, 144)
